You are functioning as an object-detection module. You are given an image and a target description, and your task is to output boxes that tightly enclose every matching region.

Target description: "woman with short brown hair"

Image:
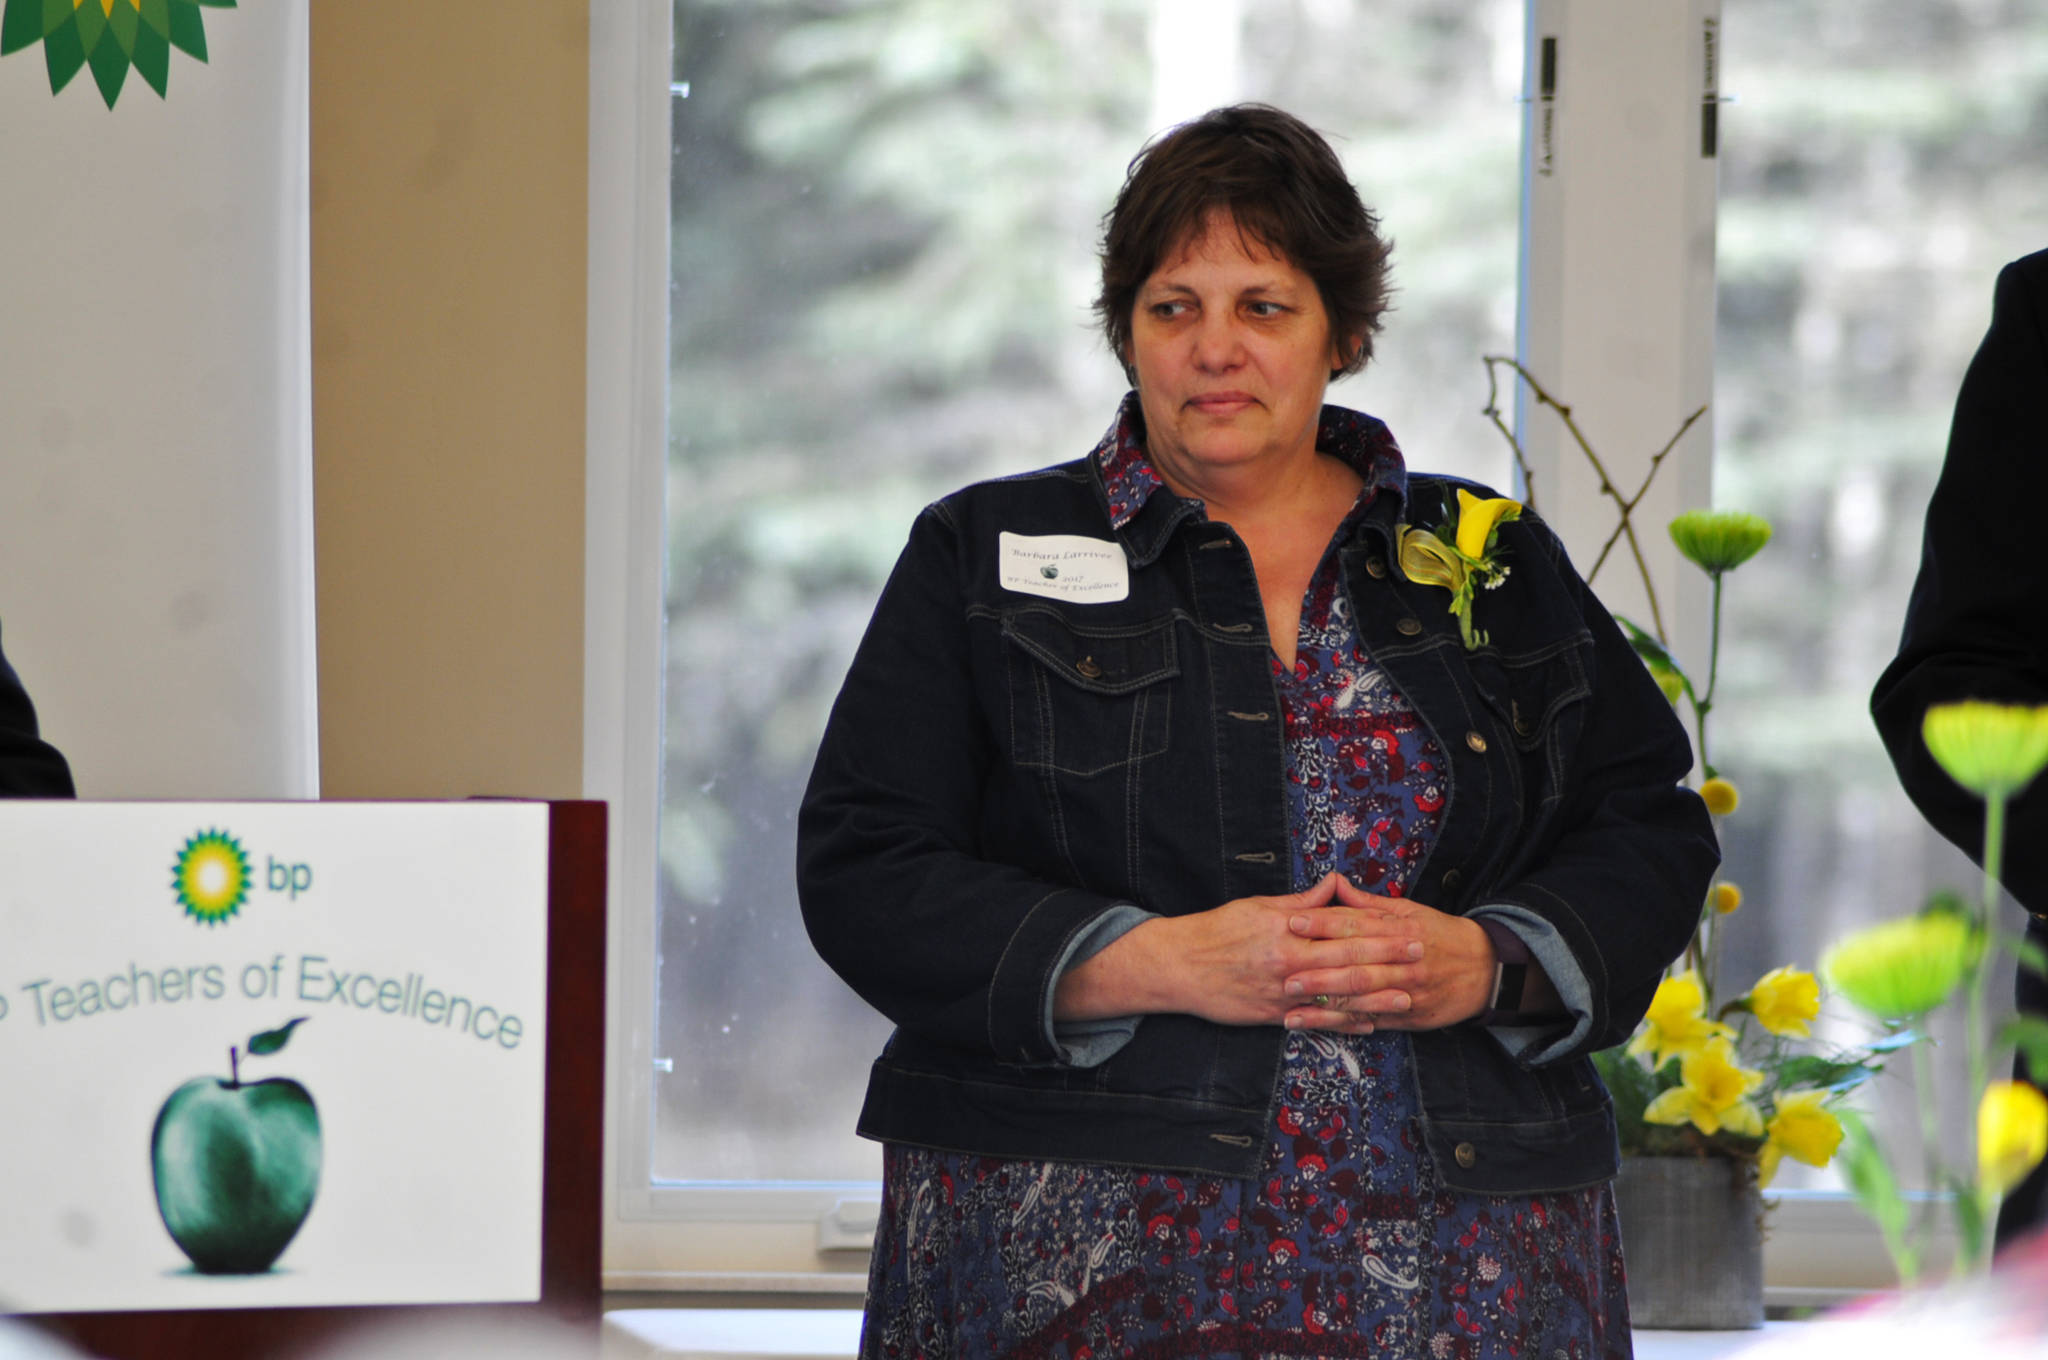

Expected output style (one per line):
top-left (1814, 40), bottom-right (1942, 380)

top-left (801, 104), bottom-right (1714, 1357)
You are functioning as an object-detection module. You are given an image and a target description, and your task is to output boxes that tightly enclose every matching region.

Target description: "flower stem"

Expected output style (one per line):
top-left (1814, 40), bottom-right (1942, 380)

top-left (1688, 572), bottom-right (1727, 997)
top-left (1703, 893), bottom-right (1722, 1005)
top-left (1983, 794), bottom-right (2006, 950)
top-left (1694, 573), bottom-right (1724, 771)
top-left (1961, 792), bottom-right (2009, 1273)
top-left (1910, 1036), bottom-right (1943, 1268)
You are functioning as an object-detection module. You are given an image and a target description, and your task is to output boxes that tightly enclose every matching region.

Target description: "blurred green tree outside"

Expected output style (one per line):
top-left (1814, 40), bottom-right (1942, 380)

top-left (655, 0), bottom-right (2048, 1186)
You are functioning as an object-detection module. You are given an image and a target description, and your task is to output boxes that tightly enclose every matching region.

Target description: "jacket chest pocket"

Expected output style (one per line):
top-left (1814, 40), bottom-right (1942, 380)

top-left (1469, 636), bottom-right (1592, 797)
top-left (1003, 609), bottom-right (1178, 776)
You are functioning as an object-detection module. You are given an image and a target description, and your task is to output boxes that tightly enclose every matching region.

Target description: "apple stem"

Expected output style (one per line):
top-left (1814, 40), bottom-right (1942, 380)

top-left (229, 1045), bottom-right (241, 1089)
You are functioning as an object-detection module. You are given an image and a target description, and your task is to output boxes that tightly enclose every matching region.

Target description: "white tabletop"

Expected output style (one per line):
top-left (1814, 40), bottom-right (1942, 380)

top-left (1634, 1325), bottom-right (1802, 1359)
top-left (604, 1310), bottom-right (867, 1360)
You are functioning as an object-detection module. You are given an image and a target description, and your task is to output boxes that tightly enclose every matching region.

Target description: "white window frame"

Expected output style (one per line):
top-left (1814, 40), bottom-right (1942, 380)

top-left (585, 0), bottom-right (1912, 1298)
top-left (584, 0), bottom-right (873, 1291)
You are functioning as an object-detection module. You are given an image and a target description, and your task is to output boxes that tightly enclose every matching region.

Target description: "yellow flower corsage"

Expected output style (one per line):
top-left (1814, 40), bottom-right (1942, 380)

top-left (1395, 489), bottom-right (1522, 649)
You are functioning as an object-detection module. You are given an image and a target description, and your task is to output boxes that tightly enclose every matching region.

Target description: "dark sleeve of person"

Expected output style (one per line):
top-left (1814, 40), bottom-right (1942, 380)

top-left (1871, 249), bottom-right (2048, 913)
top-left (0, 618), bottom-right (76, 797)
top-left (797, 502), bottom-right (1134, 1067)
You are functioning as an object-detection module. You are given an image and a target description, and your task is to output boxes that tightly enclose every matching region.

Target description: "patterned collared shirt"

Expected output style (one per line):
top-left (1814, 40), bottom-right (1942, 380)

top-left (1091, 391), bottom-right (1409, 528)
top-left (1089, 389), bottom-right (1447, 897)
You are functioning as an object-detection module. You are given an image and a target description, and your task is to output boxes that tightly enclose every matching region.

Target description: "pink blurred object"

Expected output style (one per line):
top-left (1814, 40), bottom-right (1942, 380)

top-left (1731, 1228), bottom-right (2048, 1357)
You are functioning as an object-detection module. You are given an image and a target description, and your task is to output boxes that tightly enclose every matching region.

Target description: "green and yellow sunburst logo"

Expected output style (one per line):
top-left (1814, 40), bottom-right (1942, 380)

top-left (0, 0), bottom-right (238, 109)
top-left (172, 828), bottom-right (251, 926)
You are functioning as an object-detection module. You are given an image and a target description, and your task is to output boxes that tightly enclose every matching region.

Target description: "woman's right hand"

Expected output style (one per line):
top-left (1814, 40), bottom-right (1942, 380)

top-left (1053, 872), bottom-right (1424, 1029)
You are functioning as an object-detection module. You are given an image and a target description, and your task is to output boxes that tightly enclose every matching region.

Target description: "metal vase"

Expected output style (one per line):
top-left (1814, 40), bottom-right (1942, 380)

top-left (1614, 1155), bottom-right (1765, 1330)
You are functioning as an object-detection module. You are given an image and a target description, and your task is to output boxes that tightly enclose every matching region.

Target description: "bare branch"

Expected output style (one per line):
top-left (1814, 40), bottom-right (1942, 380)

top-left (1585, 402), bottom-right (1708, 582)
top-left (1480, 356), bottom-right (1540, 514)
top-left (1480, 356), bottom-right (1706, 648)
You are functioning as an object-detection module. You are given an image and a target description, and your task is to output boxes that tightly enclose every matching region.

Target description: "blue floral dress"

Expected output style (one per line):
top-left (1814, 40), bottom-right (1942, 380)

top-left (861, 415), bottom-right (1631, 1359)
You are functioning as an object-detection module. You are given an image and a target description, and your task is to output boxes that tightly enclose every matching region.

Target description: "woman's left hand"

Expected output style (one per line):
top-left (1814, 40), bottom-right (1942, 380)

top-left (1281, 878), bottom-right (1496, 1032)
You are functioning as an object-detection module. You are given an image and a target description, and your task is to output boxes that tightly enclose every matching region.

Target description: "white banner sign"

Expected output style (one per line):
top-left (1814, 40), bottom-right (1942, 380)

top-left (0, 803), bottom-right (550, 1313)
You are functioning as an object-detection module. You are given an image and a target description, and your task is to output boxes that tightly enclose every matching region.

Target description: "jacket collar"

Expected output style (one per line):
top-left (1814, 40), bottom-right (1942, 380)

top-left (1087, 392), bottom-right (1411, 567)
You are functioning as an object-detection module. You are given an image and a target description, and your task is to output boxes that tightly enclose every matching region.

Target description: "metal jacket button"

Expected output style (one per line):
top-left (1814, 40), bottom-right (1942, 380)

top-left (1455, 1142), bottom-right (1478, 1169)
top-left (1396, 617), bottom-right (1422, 636)
top-left (1465, 730), bottom-right (1487, 753)
top-left (1076, 656), bottom-right (1103, 679)
top-left (1441, 869), bottom-right (1463, 893)
top-left (1365, 557), bottom-right (1388, 579)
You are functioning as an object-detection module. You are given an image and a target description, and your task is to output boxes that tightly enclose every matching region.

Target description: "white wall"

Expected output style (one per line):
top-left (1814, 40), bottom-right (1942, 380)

top-left (0, 1), bottom-right (315, 798)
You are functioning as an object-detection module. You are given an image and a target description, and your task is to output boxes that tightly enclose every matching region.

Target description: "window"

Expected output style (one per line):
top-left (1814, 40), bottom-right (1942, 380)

top-left (638, 0), bottom-right (1523, 1231)
top-left (591, 0), bottom-right (2047, 1294)
top-left (1711, 0), bottom-right (2048, 1195)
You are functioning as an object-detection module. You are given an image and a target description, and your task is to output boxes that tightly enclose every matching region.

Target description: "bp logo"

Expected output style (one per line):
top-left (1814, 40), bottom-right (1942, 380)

top-left (0, 0), bottom-right (239, 108)
top-left (172, 828), bottom-right (251, 926)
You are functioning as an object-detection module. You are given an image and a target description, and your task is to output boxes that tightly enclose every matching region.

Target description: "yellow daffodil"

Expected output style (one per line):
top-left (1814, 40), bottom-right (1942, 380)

top-left (1643, 1037), bottom-right (1766, 1138)
top-left (1745, 965), bottom-right (1820, 1039)
top-left (1627, 969), bottom-right (1735, 1067)
top-left (1699, 777), bottom-right (1739, 817)
top-left (1758, 1090), bottom-right (1843, 1187)
top-left (1712, 882), bottom-right (1743, 915)
top-left (1454, 488), bottom-right (1522, 560)
top-left (1668, 509), bottom-right (1772, 575)
top-left (1980, 1081), bottom-right (2048, 1196)
top-left (1921, 701), bottom-right (2048, 801)
top-left (1822, 912), bottom-right (1981, 1020)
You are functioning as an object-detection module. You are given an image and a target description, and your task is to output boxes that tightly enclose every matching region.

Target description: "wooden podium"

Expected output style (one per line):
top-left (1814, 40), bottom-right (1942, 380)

top-left (10, 801), bottom-right (607, 1360)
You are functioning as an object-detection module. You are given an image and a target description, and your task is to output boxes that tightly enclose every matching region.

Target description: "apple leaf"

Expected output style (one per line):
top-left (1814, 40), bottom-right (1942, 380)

top-left (248, 1016), bottom-right (309, 1056)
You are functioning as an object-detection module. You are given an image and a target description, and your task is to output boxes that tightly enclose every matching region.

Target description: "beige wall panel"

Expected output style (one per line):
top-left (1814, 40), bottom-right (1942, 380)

top-left (312, 5), bottom-right (589, 798)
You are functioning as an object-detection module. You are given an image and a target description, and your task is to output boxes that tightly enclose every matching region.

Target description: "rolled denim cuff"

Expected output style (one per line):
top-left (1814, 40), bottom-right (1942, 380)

top-left (1043, 903), bottom-right (1157, 1068)
top-left (1469, 904), bottom-right (1593, 1063)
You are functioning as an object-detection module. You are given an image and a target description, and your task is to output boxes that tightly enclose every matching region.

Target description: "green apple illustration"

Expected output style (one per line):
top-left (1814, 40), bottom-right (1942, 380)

top-left (150, 1017), bottom-right (321, 1274)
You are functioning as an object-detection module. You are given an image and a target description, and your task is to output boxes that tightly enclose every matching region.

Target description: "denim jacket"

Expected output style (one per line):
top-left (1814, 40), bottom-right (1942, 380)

top-left (798, 405), bottom-right (1717, 1194)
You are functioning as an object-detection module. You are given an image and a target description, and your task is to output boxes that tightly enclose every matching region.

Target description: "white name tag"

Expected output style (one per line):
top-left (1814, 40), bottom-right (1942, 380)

top-left (998, 532), bottom-right (1130, 603)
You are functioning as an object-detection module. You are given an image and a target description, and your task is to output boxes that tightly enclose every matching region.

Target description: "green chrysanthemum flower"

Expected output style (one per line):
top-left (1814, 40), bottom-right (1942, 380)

top-left (0, 0), bottom-right (237, 109)
top-left (1821, 911), bottom-right (1982, 1020)
top-left (1922, 700), bottom-right (2048, 800)
top-left (1668, 509), bottom-right (1772, 575)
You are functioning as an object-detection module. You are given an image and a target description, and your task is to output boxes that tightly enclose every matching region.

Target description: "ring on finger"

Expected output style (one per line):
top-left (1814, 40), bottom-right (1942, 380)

top-left (1312, 993), bottom-right (1335, 1008)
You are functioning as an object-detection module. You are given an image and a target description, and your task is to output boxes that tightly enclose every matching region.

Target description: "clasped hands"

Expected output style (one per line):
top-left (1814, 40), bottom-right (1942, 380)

top-left (1054, 872), bottom-right (1498, 1034)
